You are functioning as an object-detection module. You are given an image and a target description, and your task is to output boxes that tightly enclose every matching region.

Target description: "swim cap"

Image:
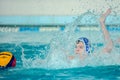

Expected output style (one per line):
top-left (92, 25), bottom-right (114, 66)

top-left (76, 37), bottom-right (91, 54)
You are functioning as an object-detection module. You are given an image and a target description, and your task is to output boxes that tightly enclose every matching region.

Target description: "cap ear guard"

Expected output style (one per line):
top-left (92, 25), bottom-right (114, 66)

top-left (77, 37), bottom-right (91, 54)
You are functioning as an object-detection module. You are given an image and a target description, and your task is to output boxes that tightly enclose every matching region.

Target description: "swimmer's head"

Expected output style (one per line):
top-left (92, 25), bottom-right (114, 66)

top-left (75, 37), bottom-right (91, 54)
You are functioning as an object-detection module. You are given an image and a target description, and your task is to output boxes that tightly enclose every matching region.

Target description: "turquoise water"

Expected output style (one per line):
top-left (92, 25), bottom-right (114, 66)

top-left (0, 42), bottom-right (120, 80)
top-left (1, 65), bottom-right (120, 80)
top-left (0, 29), bottom-right (120, 80)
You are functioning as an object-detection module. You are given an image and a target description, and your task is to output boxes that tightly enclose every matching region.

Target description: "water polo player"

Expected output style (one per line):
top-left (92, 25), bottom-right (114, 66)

top-left (69, 8), bottom-right (113, 60)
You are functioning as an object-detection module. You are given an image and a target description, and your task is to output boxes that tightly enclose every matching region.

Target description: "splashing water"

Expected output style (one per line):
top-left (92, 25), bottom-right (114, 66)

top-left (20, 14), bottom-right (120, 69)
top-left (0, 0), bottom-right (119, 70)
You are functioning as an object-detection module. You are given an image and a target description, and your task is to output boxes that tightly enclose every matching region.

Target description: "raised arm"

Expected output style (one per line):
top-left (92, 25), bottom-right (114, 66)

top-left (99, 9), bottom-right (113, 53)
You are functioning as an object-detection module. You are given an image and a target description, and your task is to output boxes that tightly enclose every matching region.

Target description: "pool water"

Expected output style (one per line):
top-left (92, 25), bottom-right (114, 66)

top-left (0, 30), bottom-right (120, 80)
top-left (1, 65), bottom-right (120, 80)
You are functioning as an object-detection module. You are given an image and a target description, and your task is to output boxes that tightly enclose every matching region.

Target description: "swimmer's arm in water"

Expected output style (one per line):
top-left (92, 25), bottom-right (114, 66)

top-left (100, 8), bottom-right (113, 53)
top-left (68, 55), bottom-right (75, 60)
top-left (116, 37), bottom-right (120, 43)
top-left (61, 48), bottom-right (75, 60)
